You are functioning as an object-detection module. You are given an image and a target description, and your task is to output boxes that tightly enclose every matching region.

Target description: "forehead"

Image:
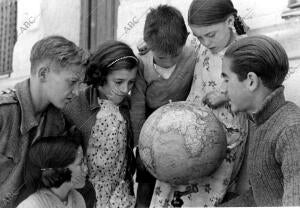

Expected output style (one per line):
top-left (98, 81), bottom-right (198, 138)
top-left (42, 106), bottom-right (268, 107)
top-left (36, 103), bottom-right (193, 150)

top-left (190, 22), bottom-right (225, 36)
top-left (222, 57), bottom-right (235, 75)
top-left (152, 47), bottom-right (183, 58)
top-left (54, 64), bottom-right (85, 79)
top-left (108, 68), bottom-right (137, 80)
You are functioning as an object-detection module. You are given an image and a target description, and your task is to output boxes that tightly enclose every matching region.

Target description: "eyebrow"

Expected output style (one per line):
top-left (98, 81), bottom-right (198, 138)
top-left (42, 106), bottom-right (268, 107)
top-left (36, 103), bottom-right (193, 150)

top-left (204, 31), bottom-right (215, 36)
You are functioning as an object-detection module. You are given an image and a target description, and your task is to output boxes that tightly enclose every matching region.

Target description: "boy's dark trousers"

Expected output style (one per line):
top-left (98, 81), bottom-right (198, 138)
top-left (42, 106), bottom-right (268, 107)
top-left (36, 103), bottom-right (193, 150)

top-left (135, 149), bottom-right (156, 208)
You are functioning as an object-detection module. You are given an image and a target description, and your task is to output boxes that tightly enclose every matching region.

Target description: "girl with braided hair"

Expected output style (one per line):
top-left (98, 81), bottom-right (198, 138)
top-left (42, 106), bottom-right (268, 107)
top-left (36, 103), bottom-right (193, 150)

top-left (150, 0), bottom-right (250, 207)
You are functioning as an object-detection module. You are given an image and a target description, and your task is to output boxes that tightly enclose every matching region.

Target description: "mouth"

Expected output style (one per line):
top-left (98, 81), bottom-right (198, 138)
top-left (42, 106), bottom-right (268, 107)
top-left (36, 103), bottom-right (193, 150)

top-left (65, 98), bottom-right (72, 104)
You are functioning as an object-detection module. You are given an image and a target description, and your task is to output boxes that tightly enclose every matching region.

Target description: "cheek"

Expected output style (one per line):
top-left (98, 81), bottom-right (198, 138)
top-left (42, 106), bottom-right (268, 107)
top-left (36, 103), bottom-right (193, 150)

top-left (216, 31), bottom-right (230, 46)
top-left (103, 81), bottom-right (114, 93)
top-left (214, 35), bottom-right (225, 47)
top-left (227, 84), bottom-right (239, 100)
top-left (108, 80), bottom-right (116, 89)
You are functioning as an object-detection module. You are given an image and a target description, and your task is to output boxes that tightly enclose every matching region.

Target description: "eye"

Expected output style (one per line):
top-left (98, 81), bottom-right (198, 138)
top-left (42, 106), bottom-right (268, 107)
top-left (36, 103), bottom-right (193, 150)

top-left (69, 80), bottom-right (78, 86)
top-left (128, 80), bottom-right (135, 87)
top-left (207, 33), bottom-right (215, 38)
top-left (115, 81), bottom-right (122, 85)
top-left (197, 36), bottom-right (203, 42)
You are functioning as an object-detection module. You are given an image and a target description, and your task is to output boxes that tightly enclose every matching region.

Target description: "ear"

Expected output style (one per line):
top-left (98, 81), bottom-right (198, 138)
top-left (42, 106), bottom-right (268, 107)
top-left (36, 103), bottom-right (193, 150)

top-left (225, 15), bottom-right (235, 28)
top-left (246, 72), bottom-right (259, 92)
top-left (37, 66), bottom-right (50, 82)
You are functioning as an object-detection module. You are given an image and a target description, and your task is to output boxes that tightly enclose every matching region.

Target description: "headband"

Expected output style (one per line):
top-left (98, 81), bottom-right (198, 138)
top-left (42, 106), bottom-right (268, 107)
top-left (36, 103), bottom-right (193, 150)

top-left (106, 56), bottom-right (138, 68)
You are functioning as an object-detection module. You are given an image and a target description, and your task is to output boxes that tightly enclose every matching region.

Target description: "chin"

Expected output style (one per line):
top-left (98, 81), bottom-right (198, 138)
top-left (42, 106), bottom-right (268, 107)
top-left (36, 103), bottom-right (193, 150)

top-left (113, 97), bottom-right (125, 105)
top-left (52, 103), bottom-right (64, 109)
top-left (74, 181), bottom-right (86, 189)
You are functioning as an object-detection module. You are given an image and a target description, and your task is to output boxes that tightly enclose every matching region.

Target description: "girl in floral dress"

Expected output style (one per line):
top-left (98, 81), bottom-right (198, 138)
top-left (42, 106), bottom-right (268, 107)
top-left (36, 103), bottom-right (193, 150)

top-left (64, 41), bottom-right (138, 208)
top-left (150, 0), bottom-right (250, 207)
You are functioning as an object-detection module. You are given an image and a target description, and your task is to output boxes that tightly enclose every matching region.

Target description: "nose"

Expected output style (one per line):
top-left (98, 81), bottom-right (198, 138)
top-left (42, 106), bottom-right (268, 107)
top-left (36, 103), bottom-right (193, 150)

top-left (220, 81), bottom-right (228, 95)
top-left (119, 84), bottom-right (129, 94)
top-left (201, 38), bottom-right (211, 48)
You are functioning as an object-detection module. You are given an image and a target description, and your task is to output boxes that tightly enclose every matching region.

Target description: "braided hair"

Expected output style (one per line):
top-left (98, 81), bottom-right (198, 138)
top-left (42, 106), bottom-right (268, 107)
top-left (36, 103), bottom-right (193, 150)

top-left (188, 0), bottom-right (249, 35)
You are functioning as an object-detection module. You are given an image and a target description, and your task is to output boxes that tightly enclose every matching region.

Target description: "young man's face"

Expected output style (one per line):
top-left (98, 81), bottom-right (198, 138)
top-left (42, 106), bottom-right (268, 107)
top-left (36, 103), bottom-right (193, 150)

top-left (100, 68), bottom-right (137, 105)
top-left (68, 146), bottom-right (88, 189)
top-left (44, 63), bottom-right (84, 109)
top-left (190, 20), bottom-right (232, 54)
top-left (152, 47), bottom-right (183, 68)
top-left (221, 57), bottom-right (252, 113)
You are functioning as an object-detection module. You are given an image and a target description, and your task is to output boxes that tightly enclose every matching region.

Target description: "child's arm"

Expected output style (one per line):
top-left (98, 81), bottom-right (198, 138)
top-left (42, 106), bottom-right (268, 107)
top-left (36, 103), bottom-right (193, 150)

top-left (276, 124), bottom-right (300, 206)
top-left (130, 60), bottom-right (147, 147)
top-left (202, 91), bottom-right (229, 109)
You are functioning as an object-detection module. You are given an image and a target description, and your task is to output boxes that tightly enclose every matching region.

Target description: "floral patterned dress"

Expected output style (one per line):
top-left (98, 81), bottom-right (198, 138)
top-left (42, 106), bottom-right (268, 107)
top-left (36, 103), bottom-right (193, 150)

top-left (150, 37), bottom-right (248, 207)
top-left (87, 99), bottom-right (135, 208)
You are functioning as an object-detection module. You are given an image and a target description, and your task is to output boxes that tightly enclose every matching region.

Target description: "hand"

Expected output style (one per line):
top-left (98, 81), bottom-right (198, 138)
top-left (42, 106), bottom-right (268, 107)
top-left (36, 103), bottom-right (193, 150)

top-left (202, 91), bottom-right (229, 109)
top-left (105, 86), bottom-right (126, 105)
top-left (137, 40), bottom-right (149, 55)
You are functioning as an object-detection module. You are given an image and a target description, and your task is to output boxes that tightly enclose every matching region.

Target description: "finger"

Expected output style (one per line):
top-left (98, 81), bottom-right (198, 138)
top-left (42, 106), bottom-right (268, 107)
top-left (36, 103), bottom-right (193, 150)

top-left (111, 87), bottom-right (122, 95)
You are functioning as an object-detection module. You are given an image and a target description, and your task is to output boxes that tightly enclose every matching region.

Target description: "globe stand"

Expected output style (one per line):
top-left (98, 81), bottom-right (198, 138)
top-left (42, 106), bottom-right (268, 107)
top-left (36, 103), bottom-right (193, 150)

top-left (171, 184), bottom-right (199, 207)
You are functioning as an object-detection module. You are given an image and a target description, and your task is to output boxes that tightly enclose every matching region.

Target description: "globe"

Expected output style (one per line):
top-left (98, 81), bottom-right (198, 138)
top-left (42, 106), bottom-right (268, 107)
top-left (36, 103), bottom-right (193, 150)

top-left (138, 101), bottom-right (227, 185)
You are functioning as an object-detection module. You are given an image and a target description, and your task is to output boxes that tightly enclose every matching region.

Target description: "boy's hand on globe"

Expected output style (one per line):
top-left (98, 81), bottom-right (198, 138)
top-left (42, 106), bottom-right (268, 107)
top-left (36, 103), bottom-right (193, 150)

top-left (202, 91), bottom-right (229, 109)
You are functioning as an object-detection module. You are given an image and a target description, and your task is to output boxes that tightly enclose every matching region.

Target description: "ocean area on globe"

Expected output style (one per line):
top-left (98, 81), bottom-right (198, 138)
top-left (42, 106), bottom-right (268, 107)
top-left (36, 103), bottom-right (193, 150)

top-left (138, 101), bottom-right (227, 185)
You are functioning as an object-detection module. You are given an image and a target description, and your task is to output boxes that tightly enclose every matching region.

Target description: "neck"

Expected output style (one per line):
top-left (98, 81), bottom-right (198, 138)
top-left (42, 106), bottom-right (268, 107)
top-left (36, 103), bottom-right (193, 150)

top-left (248, 87), bottom-right (272, 114)
top-left (50, 184), bottom-right (71, 204)
top-left (29, 78), bottom-right (49, 116)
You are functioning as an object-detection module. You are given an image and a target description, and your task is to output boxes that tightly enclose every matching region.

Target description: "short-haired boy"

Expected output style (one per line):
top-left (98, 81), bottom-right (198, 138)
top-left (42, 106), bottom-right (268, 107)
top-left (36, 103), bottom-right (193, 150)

top-left (0, 36), bottom-right (89, 207)
top-left (130, 5), bottom-right (196, 207)
top-left (220, 35), bottom-right (300, 206)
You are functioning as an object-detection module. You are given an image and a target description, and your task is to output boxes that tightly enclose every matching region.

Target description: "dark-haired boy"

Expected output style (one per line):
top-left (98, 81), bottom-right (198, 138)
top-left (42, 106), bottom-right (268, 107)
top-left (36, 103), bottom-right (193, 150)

top-left (0, 36), bottom-right (90, 207)
top-left (220, 35), bottom-right (300, 206)
top-left (130, 5), bottom-right (196, 207)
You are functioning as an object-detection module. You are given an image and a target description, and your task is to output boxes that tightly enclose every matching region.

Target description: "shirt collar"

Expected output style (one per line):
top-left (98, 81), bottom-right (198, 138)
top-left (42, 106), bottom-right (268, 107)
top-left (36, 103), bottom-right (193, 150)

top-left (15, 79), bottom-right (39, 134)
top-left (248, 86), bottom-right (286, 125)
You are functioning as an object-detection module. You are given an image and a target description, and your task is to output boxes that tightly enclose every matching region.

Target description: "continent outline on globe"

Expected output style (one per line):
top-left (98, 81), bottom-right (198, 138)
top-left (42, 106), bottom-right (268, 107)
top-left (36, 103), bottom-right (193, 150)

top-left (139, 101), bottom-right (227, 185)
